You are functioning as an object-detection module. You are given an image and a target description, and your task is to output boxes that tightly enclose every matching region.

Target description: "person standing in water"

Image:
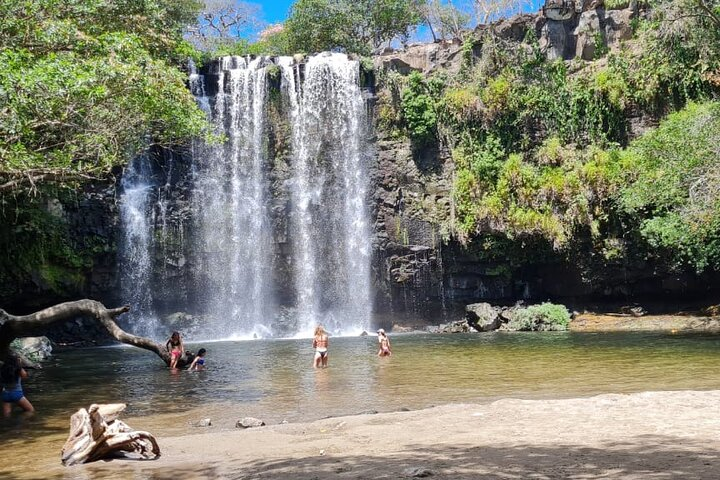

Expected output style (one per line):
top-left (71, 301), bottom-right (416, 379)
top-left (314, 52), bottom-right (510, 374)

top-left (1, 355), bottom-right (34, 416)
top-left (165, 331), bottom-right (184, 369)
top-left (312, 325), bottom-right (329, 368)
top-left (377, 329), bottom-right (392, 357)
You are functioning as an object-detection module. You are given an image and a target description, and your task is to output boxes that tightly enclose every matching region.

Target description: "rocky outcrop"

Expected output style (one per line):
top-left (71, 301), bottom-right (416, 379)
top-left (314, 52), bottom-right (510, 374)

top-left (427, 319), bottom-right (474, 333)
top-left (10, 336), bottom-right (52, 362)
top-left (465, 303), bottom-right (502, 331)
top-left (375, 6), bottom-right (639, 75)
top-left (370, 133), bottom-right (453, 314)
top-left (374, 41), bottom-right (465, 76)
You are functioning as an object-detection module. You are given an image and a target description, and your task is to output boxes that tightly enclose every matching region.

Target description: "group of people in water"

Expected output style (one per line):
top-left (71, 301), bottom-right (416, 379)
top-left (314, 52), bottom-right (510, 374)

top-left (312, 325), bottom-right (392, 369)
top-left (167, 325), bottom-right (392, 372)
top-left (165, 331), bottom-right (207, 371)
top-left (0, 325), bottom-right (391, 416)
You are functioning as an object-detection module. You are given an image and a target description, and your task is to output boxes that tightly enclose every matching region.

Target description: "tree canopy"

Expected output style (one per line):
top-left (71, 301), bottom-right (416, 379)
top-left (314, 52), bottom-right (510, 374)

top-left (284, 0), bottom-right (424, 55)
top-left (0, 0), bottom-right (212, 193)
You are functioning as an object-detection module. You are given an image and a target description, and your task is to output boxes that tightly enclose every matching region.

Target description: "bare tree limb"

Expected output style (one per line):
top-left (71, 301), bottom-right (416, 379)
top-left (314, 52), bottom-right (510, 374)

top-left (0, 300), bottom-right (174, 366)
top-left (696, 0), bottom-right (720, 27)
top-left (0, 169), bottom-right (103, 194)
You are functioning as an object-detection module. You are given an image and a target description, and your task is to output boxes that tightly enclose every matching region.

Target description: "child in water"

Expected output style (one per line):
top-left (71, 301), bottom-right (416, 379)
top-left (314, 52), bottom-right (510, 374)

top-left (312, 325), bottom-right (329, 368)
top-left (187, 348), bottom-right (207, 371)
top-left (377, 329), bottom-right (392, 357)
top-left (165, 331), bottom-right (184, 369)
top-left (1, 355), bottom-right (34, 416)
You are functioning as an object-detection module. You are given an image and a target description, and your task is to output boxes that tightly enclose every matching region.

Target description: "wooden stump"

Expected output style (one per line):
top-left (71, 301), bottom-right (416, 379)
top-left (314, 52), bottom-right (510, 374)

top-left (61, 403), bottom-right (160, 466)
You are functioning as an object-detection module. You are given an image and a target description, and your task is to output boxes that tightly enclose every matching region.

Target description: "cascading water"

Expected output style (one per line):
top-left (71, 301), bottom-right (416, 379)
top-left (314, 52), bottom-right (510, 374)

top-left (117, 53), bottom-right (375, 339)
top-left (190, 56), bottom-right (275, 339)
top-left (118, 154), bottom-right (159, 338)
top-left (281, 53), bottom-right (373, 336)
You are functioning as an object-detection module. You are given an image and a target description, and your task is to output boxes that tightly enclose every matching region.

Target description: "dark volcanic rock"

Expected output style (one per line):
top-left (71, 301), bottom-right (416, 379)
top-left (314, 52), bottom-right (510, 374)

top-left (465, 303), bottom-right (501, 331)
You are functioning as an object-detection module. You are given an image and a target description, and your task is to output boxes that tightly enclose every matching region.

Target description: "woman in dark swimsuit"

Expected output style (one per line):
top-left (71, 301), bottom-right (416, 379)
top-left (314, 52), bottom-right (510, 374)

top-left (188, 348), bottom-right (207, 371)
top-left (1, 355), bottom-right (34, 416)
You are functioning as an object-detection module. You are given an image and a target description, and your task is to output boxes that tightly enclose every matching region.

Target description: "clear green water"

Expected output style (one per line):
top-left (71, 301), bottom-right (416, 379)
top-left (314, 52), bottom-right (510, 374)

top-left (2, 331), bottom-right (720, 476)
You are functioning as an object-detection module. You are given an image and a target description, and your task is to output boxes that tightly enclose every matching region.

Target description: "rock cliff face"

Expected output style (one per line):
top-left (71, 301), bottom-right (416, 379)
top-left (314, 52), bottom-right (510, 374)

top-left (369, 5), bottom-right (720, 316)
top-left (375, 5), bottom-right (638, 77)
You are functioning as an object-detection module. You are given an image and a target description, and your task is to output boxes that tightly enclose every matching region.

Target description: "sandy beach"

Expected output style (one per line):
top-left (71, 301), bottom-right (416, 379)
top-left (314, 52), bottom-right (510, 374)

top-left (24, 390), bottom-right (718, 479)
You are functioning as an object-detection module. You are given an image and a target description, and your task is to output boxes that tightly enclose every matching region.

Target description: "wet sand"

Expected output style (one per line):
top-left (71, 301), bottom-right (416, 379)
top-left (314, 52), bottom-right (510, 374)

top-left (571, 312), bottom-right (720, 332)
top-left (21, 390), bottom-right (720, 480)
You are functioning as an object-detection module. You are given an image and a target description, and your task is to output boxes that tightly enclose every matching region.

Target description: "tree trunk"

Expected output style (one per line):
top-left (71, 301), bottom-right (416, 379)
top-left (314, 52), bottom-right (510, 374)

top-left (0, 299), bottom-right (180, 367)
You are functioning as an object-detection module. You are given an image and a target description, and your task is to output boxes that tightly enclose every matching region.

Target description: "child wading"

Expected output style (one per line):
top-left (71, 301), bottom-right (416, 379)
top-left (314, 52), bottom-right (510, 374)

top-left (377, 329), bottom-right (392, 357)
top-left (188, 348), bottom-right (207, 371)
top-left (1, 355), bottom-right (34, 416)
top-left (312, 326), bottom-right (329, 368)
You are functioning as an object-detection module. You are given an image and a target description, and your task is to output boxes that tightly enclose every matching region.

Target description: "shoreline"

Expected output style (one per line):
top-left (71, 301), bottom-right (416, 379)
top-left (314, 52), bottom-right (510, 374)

top-left (570, 312), bottom-right (720, 332)
top-left (45, 389), bottom-right (720, 479)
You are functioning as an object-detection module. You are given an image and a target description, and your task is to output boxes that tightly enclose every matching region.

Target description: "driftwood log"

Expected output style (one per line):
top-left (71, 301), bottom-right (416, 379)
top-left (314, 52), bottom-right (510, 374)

top-left (0, 299), bottom-right (184, 367)
top-left (61, 403), bottom-right (160, 466)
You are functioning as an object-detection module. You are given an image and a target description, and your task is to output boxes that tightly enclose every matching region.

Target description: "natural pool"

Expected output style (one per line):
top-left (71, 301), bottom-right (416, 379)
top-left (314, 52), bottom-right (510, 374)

top-left (2, 331), bottom-right (720, 478)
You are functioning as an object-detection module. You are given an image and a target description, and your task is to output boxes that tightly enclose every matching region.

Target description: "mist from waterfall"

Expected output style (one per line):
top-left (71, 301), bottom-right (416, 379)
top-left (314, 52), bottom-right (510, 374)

top-left (281, 53), bottom-right (373, 336)
top-left (118, 154), bottom-right (159, 338)
top-left (190, 56), bottom-right (275, 339)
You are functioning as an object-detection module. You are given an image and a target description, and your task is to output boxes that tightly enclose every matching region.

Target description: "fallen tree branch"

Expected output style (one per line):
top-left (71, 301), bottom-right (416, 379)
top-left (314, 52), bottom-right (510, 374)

top-left (61, 403), bottom-right (161, 466)
top-left (0, 299), bottom-right (175, 366)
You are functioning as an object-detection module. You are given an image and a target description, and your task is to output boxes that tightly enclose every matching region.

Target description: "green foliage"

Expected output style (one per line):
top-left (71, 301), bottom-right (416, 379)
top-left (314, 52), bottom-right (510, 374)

top-left (400, 72), bottom-right (441, 145)
top-left (285, 0), bottom-right (422, 55)
top-left (440, 86), bottom-right (481, 126)
top-left (0, 0), bottom-right (211, 188)
top-left (604, 0), bottom-right (630, 8)
top-left (593, 32), bottom-right (609, 59)
top-left (376, 70), bottom-right (407, 138)
top-left (0, 193), bottom-right (111, 298)
top-left (617, 101), bottom-right (720, 271)
top-left (507, 303), bottom-right (571, 331)
top-left (378, 0), bottom-right (720, 277)
top-left (0, 0), bottom-right (203, 60)
top-left (481, 72), bottom-right (513, 113)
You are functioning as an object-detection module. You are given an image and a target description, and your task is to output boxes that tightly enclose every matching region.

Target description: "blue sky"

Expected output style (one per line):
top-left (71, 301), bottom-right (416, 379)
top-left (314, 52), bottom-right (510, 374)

top-left (252, 1), bottom-right (544, 41)
top-left (258, 1), bottom-right (295, 24)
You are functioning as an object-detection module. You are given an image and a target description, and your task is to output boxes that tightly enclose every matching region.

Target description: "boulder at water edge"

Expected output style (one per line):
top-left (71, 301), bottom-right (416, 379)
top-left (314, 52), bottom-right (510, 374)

top-left (236, 417), bottom-right (265, 428)
top-left (465, 303), bottom-right (502, 331)
top-left (11, 336), bottom-right (53, 363)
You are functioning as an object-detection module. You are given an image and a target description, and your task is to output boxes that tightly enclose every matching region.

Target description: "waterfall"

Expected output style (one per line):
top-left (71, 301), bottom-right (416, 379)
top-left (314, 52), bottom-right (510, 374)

top-left (190, 56), bottom-right (274, 339)
top-left (118, 154), bottom-right (158, 338)
top-left (281, 53), bottom-right (373, 336)
top-left (106, 53), bottom-right (377, 339)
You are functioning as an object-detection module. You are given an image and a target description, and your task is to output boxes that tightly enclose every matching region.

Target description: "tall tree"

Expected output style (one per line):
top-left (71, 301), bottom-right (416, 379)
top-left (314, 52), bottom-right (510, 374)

top-left (419, 0), bottom-right (472, 41)
top-left (473, 0), bottom-right (533, 24)
top-left (285, 0), bottom-right (424, 54)
top-left (186, 0), bottom-right (265, 51)
top-left (0, 0), bottom-right (211, 193)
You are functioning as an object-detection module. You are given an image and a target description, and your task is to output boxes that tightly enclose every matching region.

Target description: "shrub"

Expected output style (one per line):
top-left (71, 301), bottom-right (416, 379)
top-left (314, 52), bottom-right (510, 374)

top-left (400, 72), bottom-right (441, 145)
top-left (441, 87), bottom-right (481, 125)
top-left (507, 303), bottom-right (571, 331)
